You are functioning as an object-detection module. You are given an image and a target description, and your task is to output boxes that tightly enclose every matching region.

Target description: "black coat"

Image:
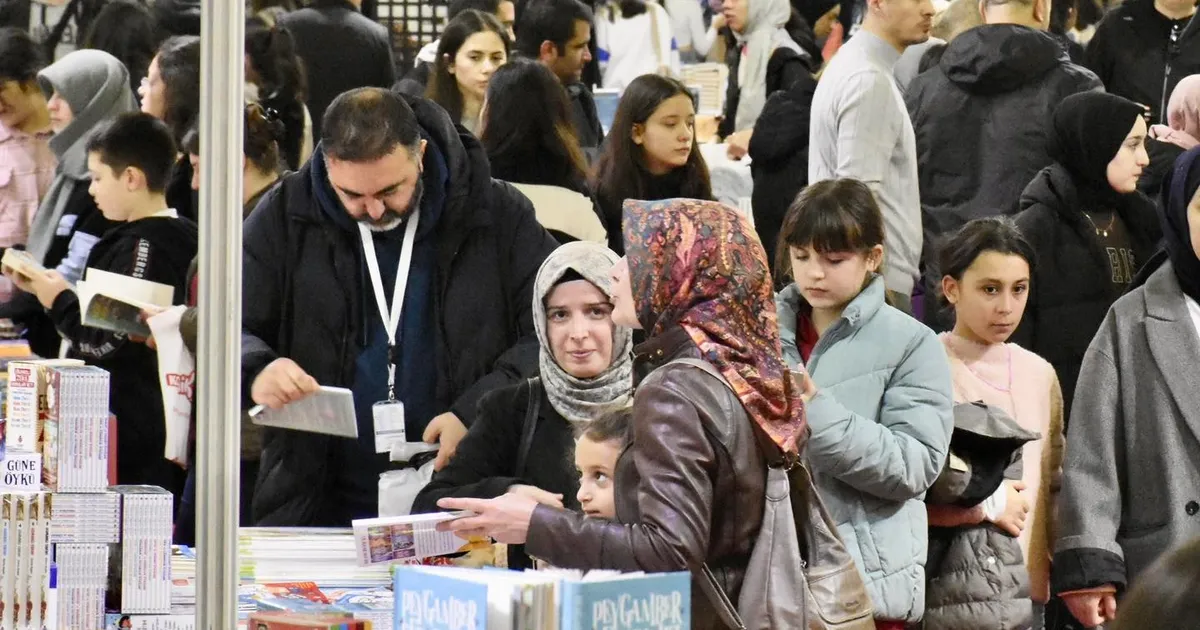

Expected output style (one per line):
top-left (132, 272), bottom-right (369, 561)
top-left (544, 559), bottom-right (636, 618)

top-left (568, 82), bottom-right (605, 161)
top-left (1011, 164), bottom-right (1161, 423)
top-left (719, 46), bottom-right (813, 138)
top-left (748, 72), bottom-right (817, 276)
top-left (241, 94), bottom-right (558, 526)
top-left (1085, 0), bottom-right (1200, 124)
top-left (49, 215), bottom-right (198, 488)
top-left (907, 25), bottom-right (1102, 240)
top-left (413, 378), bottom-right (580, 568)
top-left (279, 0), bottom-right (396, 141)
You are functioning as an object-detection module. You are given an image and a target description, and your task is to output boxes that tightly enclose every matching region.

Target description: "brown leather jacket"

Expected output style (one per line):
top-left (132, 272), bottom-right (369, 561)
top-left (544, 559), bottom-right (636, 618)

top-left (525, 327), bottom-right (767, 629)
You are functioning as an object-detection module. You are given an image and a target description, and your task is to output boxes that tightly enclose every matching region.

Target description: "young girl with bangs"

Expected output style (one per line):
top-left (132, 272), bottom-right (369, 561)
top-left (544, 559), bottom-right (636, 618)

top-left (775, 177), bottom-right (954, 630)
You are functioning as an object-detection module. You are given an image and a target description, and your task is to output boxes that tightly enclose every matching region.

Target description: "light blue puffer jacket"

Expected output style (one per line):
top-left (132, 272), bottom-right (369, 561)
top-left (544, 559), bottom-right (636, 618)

top-left (777, 276), bottom-right (954, 623)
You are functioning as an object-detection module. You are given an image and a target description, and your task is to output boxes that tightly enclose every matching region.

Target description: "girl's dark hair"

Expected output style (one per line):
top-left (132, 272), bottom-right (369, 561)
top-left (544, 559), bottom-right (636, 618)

top-left (938, 216), bottom-right (1036, 287)
top-left (481, 57), bottom-right (587, 186)
top-left (155, 36), bottom-right (201, 145)
top-left (591, 75), bottom-right (712, 215)
top-left (578, 406), bottom-right (633, 449)
top-left (84, 0), bottom-right (163, 96)
top-left (426, 10), bottom-right (510, 124)
top-left (774, 178), bottom-right (885, 275)
top-left (1110, 538), bottom-right (1200, 630)
top-left (246, 22), bottom-right (308, 169)
top-left (181, 102), bottom-right (286, 175)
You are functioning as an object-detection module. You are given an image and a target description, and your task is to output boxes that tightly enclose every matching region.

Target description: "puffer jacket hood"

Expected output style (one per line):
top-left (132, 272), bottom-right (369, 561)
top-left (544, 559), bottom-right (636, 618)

top-left (943, 25), bottom-right (1069, 95)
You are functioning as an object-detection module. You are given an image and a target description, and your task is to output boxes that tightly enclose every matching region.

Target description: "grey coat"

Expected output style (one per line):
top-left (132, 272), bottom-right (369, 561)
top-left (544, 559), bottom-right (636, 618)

top-left (1053, 263), bottom-right (1200, 594)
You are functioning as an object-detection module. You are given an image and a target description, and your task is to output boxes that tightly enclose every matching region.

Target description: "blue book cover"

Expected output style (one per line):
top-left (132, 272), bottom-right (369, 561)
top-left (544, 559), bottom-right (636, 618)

top-left (393, 568), bottom-right (489, 630)
top-left (560, 572), bottom-right (691, 630)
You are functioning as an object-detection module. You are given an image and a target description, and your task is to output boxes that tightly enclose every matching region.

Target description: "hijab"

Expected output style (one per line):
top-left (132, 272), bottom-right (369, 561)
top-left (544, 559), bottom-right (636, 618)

top-left (532, 242), bottom-right (634, 424)
top-left (1053, 91), bottom-right (1145, 201)
top-left (1156, 146), bottom-right (1200, 303)
top-left (733, 0), bottom-right (804, 132)
top-left (27, 50), bottom-right (137, 264)
top-left (1153, 74), bottom-right (1200, 150)
top-left (623, 198), bottom-right (806, 456)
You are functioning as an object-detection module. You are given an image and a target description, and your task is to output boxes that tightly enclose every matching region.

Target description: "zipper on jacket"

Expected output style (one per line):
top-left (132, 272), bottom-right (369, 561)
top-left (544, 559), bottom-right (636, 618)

top-left (1162, 22), bottom-right (1184, 124)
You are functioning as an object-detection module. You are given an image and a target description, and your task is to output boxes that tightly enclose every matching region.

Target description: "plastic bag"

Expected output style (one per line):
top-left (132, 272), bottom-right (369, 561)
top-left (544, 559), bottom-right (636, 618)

top-left (378, 451), bottom-right (437, 517)
top-left (148, 305), bottom-right (193, 467)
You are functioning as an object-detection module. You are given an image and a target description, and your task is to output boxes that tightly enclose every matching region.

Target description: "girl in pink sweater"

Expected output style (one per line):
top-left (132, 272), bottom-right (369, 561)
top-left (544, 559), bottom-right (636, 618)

top-left (933, 217), bottom-right (1066, 614)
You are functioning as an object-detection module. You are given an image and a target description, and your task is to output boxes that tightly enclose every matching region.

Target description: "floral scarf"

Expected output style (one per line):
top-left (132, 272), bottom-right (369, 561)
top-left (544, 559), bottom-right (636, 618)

top-left (623, 198), bottom-right (806, 455)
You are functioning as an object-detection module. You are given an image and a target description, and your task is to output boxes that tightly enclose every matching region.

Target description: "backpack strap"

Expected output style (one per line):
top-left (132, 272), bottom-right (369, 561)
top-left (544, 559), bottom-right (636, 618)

top-left (514, 377), bottom-right (542, 479)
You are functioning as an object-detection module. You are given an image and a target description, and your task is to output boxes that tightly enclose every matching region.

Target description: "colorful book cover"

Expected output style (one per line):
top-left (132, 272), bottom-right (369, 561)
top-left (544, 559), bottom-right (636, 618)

top-left (251, 582), bottom-right (332, 613)
top-left (560, 572), bottom-right (691, 630)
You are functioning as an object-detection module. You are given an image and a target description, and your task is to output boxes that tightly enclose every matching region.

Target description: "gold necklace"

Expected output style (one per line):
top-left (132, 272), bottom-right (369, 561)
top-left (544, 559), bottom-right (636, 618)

top-left (1084, 212), bottom-right (1117, 238)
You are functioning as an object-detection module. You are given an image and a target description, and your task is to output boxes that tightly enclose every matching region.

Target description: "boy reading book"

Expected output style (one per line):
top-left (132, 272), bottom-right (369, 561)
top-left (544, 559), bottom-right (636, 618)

top-left (574, 406), bottom-right (632, 520)
top-left (20, 112), bottom-right (198, 492)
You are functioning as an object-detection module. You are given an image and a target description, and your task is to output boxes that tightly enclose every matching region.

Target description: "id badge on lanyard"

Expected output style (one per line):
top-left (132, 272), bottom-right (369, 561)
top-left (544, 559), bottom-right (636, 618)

top-left (359, 212), bottom-right (419, 454)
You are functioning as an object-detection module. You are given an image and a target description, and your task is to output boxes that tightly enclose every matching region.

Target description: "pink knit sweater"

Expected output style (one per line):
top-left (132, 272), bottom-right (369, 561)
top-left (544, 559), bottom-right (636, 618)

top-left (939, 332), bottom-right (1065, 603)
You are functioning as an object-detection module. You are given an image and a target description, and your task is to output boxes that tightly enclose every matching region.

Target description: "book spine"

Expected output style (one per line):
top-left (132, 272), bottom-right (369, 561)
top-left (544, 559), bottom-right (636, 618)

top-left (6, 364), bottom-right (37, 453)
top-left (0, 493), bottom-right (14, 630)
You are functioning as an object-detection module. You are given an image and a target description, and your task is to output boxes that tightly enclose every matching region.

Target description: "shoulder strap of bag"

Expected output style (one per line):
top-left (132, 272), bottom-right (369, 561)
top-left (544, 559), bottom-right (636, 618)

top-left (515, 377), bottom-right (542, 479)
top-left (667, 358), bottom-right (748, 630)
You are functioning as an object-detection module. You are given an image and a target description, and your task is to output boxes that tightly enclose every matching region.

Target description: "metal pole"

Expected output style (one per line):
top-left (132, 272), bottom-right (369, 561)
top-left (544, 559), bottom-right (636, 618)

top-left (196, 0), bottom-right (244, 625)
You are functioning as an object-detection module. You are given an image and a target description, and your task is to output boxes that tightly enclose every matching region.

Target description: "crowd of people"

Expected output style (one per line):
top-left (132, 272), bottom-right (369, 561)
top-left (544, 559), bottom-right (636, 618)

top-left (0, 0), bottom-right (1198, 627)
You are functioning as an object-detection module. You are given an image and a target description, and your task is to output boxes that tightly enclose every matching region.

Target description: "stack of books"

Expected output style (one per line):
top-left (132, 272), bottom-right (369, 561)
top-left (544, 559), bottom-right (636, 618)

top-left (238, 529), bottom-right (394, 589)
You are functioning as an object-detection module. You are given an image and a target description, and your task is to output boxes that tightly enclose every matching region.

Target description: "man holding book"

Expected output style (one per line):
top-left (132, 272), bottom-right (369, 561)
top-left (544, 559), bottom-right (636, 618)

top-left (241, 87), bottom-right (557, 526)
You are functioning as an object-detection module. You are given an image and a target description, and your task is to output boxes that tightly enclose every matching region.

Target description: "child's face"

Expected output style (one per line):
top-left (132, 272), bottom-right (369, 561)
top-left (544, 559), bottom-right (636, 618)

top-left (942, 251), bottom-right (1030, 345)
top-left (86, 153), bottom-right (138, 221)
top-left (789, 244), bottom-right (883, 312)
top-left (575, 436), bottom-right (621, 519)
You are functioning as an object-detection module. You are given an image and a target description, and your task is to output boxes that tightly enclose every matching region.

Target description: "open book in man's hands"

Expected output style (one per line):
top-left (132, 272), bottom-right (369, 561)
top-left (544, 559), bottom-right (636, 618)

top-left (76, 268), bottom-right (175, 337)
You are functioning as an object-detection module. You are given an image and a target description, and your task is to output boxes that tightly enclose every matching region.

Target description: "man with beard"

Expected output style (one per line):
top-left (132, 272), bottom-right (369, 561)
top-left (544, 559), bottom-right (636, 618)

top-left (241, 87), bottom-right (558, 526)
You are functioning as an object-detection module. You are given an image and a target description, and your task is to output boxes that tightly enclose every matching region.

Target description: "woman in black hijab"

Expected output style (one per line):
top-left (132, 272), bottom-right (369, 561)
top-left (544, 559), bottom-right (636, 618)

top-left (1011, 92), bottom-right (1162, 423)
top-left (1050, 146), bottom-right (1200, 629)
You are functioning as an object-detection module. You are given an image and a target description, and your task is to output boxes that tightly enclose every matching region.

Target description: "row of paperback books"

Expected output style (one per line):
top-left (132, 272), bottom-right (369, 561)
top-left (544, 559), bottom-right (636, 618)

top-left (0, 486), bottom-right (176, 630)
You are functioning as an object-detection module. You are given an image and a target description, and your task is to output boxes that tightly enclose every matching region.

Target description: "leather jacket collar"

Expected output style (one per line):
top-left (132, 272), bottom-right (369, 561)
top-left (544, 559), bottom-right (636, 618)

top-left (632, 326), bottom-right (697, 385)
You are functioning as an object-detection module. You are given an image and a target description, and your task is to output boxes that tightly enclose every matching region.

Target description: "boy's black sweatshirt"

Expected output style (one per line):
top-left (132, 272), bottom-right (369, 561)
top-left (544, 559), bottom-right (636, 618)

top-left (47, 214), bottom-right (199, 487)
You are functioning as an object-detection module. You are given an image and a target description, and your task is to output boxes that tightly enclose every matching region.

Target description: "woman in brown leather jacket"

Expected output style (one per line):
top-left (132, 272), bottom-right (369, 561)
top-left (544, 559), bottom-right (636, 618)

top-left (440, 198), bottom-right (808, 628)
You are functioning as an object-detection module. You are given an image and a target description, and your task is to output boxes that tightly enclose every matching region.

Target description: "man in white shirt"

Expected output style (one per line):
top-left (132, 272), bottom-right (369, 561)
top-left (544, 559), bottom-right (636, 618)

top-left (808, 0), bottom-right (934, 313)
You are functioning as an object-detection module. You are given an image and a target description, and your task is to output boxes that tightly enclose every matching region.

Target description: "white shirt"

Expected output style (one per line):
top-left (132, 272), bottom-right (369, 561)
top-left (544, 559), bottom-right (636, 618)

top-left (595, 2), bottom-right (681, 91)
top-left (1187, 294), bottom-right (1200, 342)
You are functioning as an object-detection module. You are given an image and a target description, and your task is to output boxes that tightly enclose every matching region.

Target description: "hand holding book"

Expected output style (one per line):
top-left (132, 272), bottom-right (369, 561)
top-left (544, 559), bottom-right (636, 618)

top-left (251, 357), bottom-right (321, 410)
top-left (436, 493), bottom-right (540, 545)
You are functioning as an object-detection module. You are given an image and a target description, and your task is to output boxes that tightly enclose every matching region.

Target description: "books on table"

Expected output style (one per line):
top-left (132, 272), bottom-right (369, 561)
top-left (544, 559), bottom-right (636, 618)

top-left (250, 387), bottom-right (358, 439)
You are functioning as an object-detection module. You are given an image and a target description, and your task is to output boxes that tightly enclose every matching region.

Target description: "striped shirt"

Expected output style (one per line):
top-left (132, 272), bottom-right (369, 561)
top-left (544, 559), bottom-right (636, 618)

top-left (0, 122), bottom-right (55, 248)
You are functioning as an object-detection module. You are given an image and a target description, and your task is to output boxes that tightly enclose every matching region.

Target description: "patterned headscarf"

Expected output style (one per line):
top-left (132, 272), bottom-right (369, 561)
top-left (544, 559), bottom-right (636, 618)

top-left (623, 198), bottom-right (806, 455)
top-left (533, 242), bottom-right (634, 424)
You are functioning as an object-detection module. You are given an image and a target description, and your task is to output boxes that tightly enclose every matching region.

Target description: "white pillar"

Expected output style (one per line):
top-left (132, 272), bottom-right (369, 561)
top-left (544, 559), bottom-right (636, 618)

top-left (196, 0), bottom-right (245, 625)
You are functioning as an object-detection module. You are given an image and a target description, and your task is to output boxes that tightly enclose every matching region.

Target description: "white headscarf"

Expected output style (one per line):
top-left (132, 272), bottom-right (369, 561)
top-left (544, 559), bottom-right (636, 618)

top-left (532, 242), bottom-right (634, 424)
top-left (733, 0), bottom-right (803, 132)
